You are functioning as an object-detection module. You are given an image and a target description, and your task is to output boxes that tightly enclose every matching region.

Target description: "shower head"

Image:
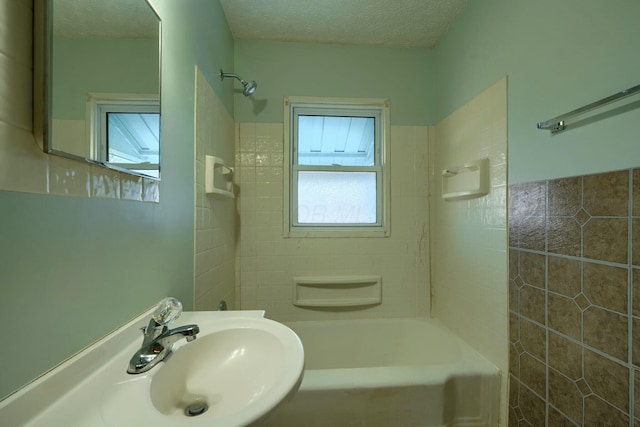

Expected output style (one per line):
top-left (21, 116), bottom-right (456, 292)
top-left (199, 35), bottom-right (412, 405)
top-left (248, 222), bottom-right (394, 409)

top-left (242, 79), bottom-right (257, 96)
top-left (220, 69), bottom-right (257, 97)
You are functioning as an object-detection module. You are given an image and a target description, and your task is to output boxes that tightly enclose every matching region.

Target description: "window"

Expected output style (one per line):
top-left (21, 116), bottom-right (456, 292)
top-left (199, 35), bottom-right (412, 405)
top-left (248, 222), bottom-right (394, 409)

top-left (284, 97), bottom-right (390, 237)
top-left (87, 94), bottom-right (160, 178)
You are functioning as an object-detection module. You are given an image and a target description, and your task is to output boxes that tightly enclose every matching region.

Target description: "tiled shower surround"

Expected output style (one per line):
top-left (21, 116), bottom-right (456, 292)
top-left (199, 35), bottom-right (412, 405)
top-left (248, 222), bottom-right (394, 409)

top-left (509, 168), bottom-right (640, 426)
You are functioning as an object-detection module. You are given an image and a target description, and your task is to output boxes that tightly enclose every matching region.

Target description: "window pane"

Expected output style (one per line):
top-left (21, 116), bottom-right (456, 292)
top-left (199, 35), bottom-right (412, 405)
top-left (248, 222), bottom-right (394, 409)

top-left (107, 112), bottom-right (160, 164)
top-left (297, 171), bottom-right (377, 224)
top-left (297, 116), bottom-right (374, 166)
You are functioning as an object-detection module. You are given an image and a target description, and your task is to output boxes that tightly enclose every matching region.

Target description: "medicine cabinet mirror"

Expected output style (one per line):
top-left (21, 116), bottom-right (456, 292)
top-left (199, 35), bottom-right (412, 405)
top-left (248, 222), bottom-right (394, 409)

top-left (38, 0), bottom-right (161, 179)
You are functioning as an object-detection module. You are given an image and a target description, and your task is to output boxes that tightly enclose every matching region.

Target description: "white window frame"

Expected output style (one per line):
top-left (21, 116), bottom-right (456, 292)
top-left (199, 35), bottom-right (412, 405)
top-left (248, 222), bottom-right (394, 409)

top-left (284, 96), bottom-right (391, 238)
top-left (86, 93), bottom-right (160, 175)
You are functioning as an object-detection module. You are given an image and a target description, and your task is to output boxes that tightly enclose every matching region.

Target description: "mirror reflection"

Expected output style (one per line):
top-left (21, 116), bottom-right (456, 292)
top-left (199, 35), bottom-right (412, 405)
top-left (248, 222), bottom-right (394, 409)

top-left (48, 0), bottom-right (161, 178)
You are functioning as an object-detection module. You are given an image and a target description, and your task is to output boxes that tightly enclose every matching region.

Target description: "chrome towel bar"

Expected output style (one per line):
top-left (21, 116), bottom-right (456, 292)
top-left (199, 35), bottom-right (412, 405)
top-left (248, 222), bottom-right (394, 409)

top-left (537, 84), bottom-right (640, 134)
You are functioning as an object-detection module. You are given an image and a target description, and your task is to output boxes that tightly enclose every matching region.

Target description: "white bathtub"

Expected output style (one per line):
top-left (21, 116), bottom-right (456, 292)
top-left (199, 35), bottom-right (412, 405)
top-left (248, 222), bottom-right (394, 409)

top-left (256, 317), bottom-right (500, 427)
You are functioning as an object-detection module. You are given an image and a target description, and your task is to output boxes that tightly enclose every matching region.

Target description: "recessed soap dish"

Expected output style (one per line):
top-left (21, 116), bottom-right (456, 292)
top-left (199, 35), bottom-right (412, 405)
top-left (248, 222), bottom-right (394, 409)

top-left (441, 158), bottom-right (489, 200)
top-left (205, 155), bottom-right (234, 198)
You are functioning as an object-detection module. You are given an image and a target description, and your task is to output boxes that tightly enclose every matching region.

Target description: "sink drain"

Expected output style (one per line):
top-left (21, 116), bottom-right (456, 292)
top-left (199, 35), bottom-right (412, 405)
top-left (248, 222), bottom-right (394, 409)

top-left (184, 402), bottom-right (209, 417)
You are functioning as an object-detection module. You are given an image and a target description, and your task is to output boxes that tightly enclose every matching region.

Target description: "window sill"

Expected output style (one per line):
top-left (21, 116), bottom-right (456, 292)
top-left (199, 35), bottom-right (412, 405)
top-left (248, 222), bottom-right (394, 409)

top-left (285, 227), bottom-right (390, 238)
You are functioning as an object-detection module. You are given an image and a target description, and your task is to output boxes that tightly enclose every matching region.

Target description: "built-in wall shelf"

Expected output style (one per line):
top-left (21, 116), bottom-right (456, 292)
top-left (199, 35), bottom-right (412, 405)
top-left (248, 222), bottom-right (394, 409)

top-left (292, 275), bottom-right (382, 308)
top-left (205, 155), bottom-right (234, 198)
top-left (441, 158), bottom-right (490, 200)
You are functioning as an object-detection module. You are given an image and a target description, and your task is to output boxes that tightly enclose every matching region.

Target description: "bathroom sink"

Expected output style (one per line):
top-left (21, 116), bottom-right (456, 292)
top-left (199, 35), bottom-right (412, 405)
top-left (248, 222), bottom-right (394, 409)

top-left (100, 313), bottom-right (304, 427)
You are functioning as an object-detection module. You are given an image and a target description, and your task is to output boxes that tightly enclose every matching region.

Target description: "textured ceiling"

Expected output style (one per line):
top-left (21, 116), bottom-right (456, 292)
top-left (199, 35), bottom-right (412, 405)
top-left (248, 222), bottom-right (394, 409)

top-left (220, 0), bottom-right (472, 48)
top-left (53, 0), bottom-right (158, 38)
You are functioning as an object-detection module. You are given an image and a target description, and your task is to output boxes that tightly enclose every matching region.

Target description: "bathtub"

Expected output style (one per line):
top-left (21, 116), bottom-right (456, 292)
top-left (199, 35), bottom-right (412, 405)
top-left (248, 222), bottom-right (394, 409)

top-left (256, 317), bottom-right (500, 427)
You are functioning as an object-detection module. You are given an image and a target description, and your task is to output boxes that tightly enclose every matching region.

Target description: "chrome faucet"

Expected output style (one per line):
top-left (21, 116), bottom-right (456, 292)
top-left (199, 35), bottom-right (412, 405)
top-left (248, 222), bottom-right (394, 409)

top-left (127, 298), bottom-right (200, 374)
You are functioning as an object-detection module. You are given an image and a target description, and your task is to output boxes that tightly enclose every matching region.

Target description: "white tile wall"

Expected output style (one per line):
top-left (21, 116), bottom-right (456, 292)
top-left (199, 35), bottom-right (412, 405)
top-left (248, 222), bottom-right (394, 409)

top-left (431, 77), bottom-right (509, 425)
top-left (236, 122), bottom-right (430, 321)
top-left (48, 155), bottom-right (90, 197)
top-left (90, 165), bottom-right (120, 199)
top-left (193, 67), bottom-right (236, 310)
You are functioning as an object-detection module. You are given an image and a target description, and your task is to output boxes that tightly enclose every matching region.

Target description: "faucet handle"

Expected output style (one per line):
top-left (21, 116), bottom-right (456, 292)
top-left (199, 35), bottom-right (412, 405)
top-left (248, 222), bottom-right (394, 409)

top-left (152, 297), bottom-right (183, 326)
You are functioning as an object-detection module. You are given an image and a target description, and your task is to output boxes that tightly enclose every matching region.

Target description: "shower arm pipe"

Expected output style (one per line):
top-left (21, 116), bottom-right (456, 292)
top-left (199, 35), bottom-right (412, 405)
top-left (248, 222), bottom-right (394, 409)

top-left (536, 83), bottom-right (640, 134)
top-left (220, 71), bottom-right (243, 82)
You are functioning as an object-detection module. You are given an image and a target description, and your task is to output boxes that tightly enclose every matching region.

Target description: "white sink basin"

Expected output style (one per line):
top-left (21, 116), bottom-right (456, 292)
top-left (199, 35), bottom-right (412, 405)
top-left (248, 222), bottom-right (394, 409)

top-left (100, 312), bottom-right (304, 427)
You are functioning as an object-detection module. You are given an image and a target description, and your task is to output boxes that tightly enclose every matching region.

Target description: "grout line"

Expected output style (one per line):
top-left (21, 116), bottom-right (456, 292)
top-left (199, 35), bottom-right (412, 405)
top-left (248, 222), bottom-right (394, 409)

top-left (518, 300), bottom-right (631, 368)
top-left (548, 402), bottom-right (581, 427)
top-left (515, 376), bottom-right (546, 407)
top-left (544, 180), bottom-right (550, 427)
top-left (628, 169), bottom-right (634, 426)
top-left (580, 175), bottom-right (586, 427)
top-left (546, 287), bottom-right (629, 318)
top-left (510, 245), bottom-right (631, 270)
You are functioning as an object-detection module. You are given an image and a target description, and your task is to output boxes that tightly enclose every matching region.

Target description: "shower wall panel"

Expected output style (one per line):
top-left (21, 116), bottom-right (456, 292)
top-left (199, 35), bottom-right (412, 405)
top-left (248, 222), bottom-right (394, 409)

top-left (430, 77), bottom-right (508, 424)
top-left (194, 68), bottom-right (236, 310)
top-left (235, 123), bottom-right (430, 321)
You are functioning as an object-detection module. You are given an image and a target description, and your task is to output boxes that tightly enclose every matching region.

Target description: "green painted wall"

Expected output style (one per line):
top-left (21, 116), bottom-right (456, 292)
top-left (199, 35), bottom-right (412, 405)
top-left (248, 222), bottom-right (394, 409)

top-left (155, 0), bottom-right (235, 117)
top-left (434, 0), bottom-right (640, 184)
top-left (0, 191), bottom-right (192, 398)
top-left (233, 40), bottom-right (435, 125)
top-left (233, 1), bottom-right (640, 183)
top-left (0, 0), bottom-right (234, 399)
top-left (51, 38), bottom-right (159, 119)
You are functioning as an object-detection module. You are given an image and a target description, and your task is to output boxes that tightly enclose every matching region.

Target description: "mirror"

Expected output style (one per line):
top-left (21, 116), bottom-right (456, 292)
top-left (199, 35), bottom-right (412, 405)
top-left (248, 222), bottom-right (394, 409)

top-left (44, 0), bottom-right (161, 179)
